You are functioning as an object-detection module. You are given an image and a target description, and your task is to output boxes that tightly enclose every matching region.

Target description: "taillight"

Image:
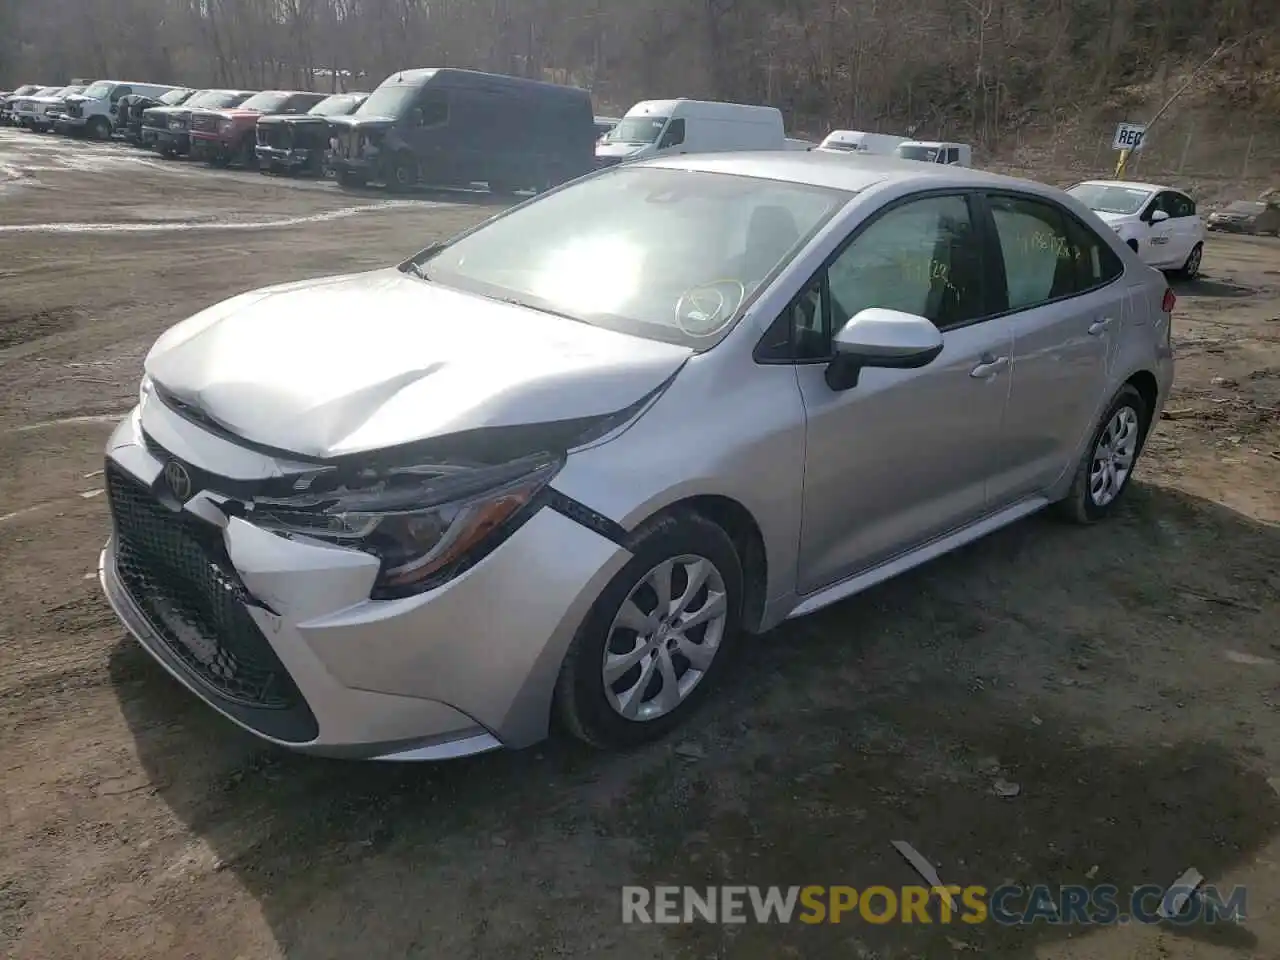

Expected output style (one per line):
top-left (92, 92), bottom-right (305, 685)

top-left (1161, 288), bottom-right (1176, 314)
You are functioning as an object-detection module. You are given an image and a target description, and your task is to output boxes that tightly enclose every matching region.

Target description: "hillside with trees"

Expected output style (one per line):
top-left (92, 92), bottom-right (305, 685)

top-left (3, 0), bottom-right (1278, 174)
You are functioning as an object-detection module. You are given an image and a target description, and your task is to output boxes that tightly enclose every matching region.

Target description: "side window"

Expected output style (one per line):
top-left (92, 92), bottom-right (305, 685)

top-left (416, 91), bottom-right (450, 127)
top-left (1146, 192), bottom-right (1171, 220)
top-left (1063, 213), bottom-right (1124, 289)
top-left (111, 86), bottom-right (130, 101)
top-left (1170, 193), bottom-right (1195, 218)
top-left (946, 147), bottom-right (960, 164)
top-left (827, 194), bottom-right (985, 332)
top-left (659, 118), bottom-right (686, 149)
top-left (988, 194), bottom-right (1079, 309)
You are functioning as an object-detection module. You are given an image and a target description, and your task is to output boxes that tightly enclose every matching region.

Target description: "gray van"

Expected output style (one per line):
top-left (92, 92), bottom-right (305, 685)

top-left (330, 68), bottom-right (596, 194)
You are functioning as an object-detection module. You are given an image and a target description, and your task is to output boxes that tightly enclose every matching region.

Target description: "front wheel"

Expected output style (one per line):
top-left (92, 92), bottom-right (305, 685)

top-left (87, 116), bottom-right (111, 140)
top-left (554, 511), bottom-right (743, 750)
top-left (1055, 384), bottom-right (1150, 524)
top-left (386, 153), bottom-right (417, 192)
top-left (1178, 242), bottom-right (1203, 280)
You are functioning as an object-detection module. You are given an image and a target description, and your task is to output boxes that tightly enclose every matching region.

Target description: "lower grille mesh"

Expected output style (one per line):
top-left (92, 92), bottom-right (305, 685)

top-left (106, 464), bottom-right (300, 710)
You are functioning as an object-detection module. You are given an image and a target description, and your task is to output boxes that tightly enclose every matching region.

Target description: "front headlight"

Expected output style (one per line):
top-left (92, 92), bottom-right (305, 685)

top-left (249, 453), bottom-right (563, 599)
top-left (219, 120), bottom-right (233, 134)
top-left (138, 373), bottom-right (154, 407)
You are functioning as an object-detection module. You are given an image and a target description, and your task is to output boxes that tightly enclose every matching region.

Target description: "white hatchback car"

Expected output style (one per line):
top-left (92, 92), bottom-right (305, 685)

top-left (1067, 180), bottom-right (1205, 279)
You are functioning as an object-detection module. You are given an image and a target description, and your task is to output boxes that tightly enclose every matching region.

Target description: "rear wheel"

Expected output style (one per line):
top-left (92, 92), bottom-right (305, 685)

top-left (1178, 242), bottom-right (1203, 280)
top-left (1055, 384), bottom-right (1150, 524)
top-left (554, 510), bottom-right (743, 750)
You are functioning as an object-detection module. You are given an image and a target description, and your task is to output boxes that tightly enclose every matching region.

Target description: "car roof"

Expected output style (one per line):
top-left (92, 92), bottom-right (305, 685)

top-left (1076, 179), bottom-right (1172, 194)
top-left (637, 150), bottom-right (1055, 196)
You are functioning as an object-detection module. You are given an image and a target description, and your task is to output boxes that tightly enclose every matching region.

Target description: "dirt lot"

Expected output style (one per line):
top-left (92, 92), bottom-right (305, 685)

top-left (1, 128), bottom-right (1279, 960)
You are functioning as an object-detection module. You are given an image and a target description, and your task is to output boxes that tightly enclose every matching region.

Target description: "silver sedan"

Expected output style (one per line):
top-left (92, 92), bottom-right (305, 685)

top-left (100, 151), bottom-right (1175, 759)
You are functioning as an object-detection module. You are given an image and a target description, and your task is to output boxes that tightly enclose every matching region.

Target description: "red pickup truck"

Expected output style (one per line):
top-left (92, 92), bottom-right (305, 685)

top-left (188, 90), bottom-right (326, 167)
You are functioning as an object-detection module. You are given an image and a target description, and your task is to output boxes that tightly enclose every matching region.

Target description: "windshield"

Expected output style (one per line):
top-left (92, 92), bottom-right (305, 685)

top-left (62, 85), bottom-right (86, 97)
top-left (605, 116), bottom-right (668, 144)
top-left (821, 141), bottom-right (859, 152)
top-left (418, 167), bottom-right (848, 347)
top-left (357, 84), bottom-right (418, 118)
top-left (310, 94), bottom-right (364, 117)
top-left (159, 88), bottom-right (192, 105)
top-left (191, 90), bottom-right (250, 109)
top-left (15, 85), bottom-right (41, 96)
top-left (82, 81), bottom-right (114, 99)
top-left (1224, 201), bottom-right (1264, 214)
top-left (238, 91), bottom-right (291, 112)
top-left (1067, 183), bottom-right (1153, 215)
top-left (898, 145), bottom-right (942, 162)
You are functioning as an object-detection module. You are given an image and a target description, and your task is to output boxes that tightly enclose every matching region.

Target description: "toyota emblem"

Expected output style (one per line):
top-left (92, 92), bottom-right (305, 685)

top-left (164, 459), bottom-right (193, 501)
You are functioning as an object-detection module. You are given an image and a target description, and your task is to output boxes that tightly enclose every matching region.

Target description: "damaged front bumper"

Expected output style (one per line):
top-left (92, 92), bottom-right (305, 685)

top-left (98, 400), bottom-right (629, 760)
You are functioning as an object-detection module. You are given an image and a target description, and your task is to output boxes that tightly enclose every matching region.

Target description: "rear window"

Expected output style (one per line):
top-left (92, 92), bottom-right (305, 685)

top-left (309, 95), bottom-right (364, 117)
top-left (238, 91), bottom-right (292, 112)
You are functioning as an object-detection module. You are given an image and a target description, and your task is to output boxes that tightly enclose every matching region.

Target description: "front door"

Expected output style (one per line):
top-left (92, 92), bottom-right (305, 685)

top-left (793, 192), bottom-right (1013, 594)
top-left (982, 192), bottom-right (1124, 502)
top-left (403, 88), bottom-right (453, 184)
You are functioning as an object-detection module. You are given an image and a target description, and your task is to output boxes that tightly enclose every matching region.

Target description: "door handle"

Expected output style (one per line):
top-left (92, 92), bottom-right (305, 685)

top-left (1088, 318), bottom-right (1113, 336)
top-left (969, 355), bottom-right (1009, 378)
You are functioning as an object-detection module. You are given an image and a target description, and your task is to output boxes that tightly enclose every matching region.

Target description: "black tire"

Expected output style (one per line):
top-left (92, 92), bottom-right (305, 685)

top-left (1177, 242), bottom-right (1203, 280)
top-left (87, 116), bottom-right (111, 140)
top-left (554, 509), bottom-right (744, 750)
top-left (386, 153), bottom-right (417, 192)
top-left (338, 171), bottom-right (366, 189)
top-left (1055, 384), bottom-right (1150, 524)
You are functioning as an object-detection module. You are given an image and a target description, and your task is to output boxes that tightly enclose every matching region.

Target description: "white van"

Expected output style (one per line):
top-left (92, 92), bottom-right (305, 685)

top-left (816, 130), bottom-right (908, 156)
top-left (595, 99), bottom-right (785, 167)
top-left (896, 140), bottom-right (972, 167)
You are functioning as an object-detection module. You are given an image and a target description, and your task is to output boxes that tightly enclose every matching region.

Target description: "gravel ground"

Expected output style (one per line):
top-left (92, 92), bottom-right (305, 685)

top-left (2, 127), bottom-right (1279, 960)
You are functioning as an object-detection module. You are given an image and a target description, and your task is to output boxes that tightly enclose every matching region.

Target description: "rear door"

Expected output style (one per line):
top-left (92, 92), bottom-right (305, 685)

top-left (981, 191), bottom-right (1126, 504)
top-left (1167, 191), bottom-right (1201, 263)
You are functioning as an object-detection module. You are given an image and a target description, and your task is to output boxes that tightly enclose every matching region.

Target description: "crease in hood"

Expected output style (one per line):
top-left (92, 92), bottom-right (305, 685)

top-left (144, 268), bottom-right (692, 460)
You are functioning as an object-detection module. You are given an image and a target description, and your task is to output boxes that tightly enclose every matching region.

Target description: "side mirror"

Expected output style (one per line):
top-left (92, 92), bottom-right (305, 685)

top-left (1150, 209), bottom-right (1170, 224)
top-left (825, 308), bottom-right (944, 391)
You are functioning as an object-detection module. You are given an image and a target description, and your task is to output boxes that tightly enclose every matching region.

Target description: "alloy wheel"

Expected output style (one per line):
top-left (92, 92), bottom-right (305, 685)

top-left (602, 554), bottom-right (728, 722)
top-left (1089, 405), bottom-right (1140, 507)
top-left (1185, 244), bottom-right (1202, 277)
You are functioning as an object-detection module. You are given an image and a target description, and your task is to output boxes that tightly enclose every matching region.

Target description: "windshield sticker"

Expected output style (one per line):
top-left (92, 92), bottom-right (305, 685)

top-left (676, 281), bottom-right (746, 337)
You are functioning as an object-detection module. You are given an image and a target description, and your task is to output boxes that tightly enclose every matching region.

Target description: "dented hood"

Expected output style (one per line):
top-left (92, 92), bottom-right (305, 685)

top-left (144, 269), bottom-right (691, 460)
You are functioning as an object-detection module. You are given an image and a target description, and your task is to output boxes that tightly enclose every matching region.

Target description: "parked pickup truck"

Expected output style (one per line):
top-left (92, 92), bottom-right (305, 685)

top-left (142, 89), bottom-right (255, 156)
top-left (1, 85), bottom-right (45, 125)
top-left (119, 88), bottom-right (194, 144)
top-left (255, 91), bottom-right (368, 176)
top-left (55, 80), bottom-right (180, 139)
top-left (189, 90), bottom-right (327, 167)
top-left (13, 84), bottom-right (86, 131)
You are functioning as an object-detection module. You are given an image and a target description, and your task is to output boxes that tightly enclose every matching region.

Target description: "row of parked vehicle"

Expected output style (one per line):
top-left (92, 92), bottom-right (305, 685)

top-left (0, 69), bottom-right (975, 194)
